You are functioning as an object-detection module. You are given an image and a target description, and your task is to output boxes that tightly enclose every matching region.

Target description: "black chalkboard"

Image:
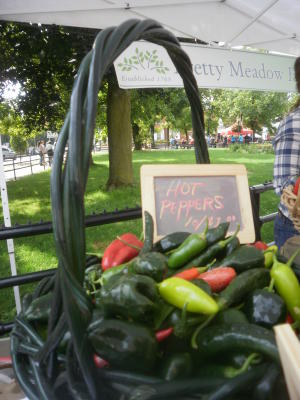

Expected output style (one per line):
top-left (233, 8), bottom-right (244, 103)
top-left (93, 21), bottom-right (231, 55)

top-left (141, 164), bottom-right (255, 243)
top-left (154, 176), bottom-right (242, 235)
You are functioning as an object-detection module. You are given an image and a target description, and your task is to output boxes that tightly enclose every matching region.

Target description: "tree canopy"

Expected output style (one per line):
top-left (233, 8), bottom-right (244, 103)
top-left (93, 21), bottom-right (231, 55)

top-left (0, 21), bottom-right (97, 133)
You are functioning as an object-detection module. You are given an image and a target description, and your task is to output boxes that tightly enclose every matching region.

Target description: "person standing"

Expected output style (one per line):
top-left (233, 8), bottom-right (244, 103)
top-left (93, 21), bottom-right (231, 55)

top-left (45, 141), bottom-right (54, 166)
top-left (273, 57), bottom-right (300, 249)
top-left (38, 140), bottom-right (45, 166)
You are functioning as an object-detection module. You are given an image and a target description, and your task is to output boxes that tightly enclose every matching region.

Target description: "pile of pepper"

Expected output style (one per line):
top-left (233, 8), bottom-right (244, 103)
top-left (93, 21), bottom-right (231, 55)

top-left (23, 212), bottom-right (300, 400)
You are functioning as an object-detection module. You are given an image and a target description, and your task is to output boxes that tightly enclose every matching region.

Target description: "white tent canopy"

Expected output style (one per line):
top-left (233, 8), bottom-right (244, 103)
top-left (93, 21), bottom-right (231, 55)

top-left (1, 0), bottom-right (300, 57)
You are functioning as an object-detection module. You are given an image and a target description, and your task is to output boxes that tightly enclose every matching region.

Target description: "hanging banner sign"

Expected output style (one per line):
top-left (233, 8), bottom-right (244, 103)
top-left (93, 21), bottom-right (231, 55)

top-left (114, 42), bottom-right (296, 92)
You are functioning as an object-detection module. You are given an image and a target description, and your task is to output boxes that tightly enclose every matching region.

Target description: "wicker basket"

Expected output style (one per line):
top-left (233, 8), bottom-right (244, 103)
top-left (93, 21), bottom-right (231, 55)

top-left (281, 185), bottom-right (300, 232)
top-left (10, 19), bottom-right (209, 399)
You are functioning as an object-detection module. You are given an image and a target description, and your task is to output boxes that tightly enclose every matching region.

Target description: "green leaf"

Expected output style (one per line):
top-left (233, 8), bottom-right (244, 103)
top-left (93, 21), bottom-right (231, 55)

top-left (153, 49), bottom-right (157, 54)
top-left (165, 67), bottom-right (169, 71)
top-left (144, 55), bottom-right (149, 60)
top-left (146, 50), bottom-right (151, 56)
top-left (124, 57), bottom-right (128, 63)
top-left (135, 47), bottom-right (139, 54)
top-left (160, 60), bottom-right (163, 66)
top-left (156, 61), bottom-right (159, 66)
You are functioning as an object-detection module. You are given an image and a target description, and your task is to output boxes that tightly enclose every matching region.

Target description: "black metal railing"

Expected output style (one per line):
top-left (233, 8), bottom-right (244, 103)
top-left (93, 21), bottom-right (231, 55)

top-left (0, 182), bottom-right (276, 335)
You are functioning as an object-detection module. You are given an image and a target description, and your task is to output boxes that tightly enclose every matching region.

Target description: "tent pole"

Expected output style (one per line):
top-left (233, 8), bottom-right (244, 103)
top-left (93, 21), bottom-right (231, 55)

top-left (0, 135), bottom-right (21, 314)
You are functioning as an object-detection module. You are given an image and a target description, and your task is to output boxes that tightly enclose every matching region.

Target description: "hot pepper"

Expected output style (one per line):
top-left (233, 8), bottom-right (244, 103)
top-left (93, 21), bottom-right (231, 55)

top-left (89, 319), bottom-right (157, 373)
top-left (205, 222), bottom-right (230, 246)
top-left (197, 267), bottom-right (236, 293)
top-left (155, 327), bottom-right (173, 342)
top-left (271, 250), bottom-right (300, 321)
top-left (167, 222), bottom-right (209, 269)
top-left (180, 224), bottom-right (240, 270)
top-left (175, 266), bottom-right (208, 280)
top-left (158, 277), bottom-right (219, 315)
top-left (101, 233), bottom-right (143, 270)
top-left (214, 244), bottom-right (265, 273)
top-left (99, 274), bottom-right (159, 322)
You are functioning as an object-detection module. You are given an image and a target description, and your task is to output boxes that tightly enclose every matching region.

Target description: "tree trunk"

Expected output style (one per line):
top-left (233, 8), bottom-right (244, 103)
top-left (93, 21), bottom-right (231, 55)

top-left (150, 124), bottom-right (155, 148)
top-left (106, 74), bottom-right (133, 189)
top-left (132, 123), bottom-right (142, 150)
top-left (164, 127), bottom-right (170, 146)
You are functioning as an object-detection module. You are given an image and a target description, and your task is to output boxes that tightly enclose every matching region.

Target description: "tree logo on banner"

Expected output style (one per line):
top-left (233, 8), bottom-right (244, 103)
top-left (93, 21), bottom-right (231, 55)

top-left (118, 47), bottom-right (169, 74)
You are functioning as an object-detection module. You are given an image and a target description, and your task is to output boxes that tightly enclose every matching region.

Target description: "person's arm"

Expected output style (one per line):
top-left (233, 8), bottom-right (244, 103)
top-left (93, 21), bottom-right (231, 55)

top-left (273, 120), bottom-right (300, 196)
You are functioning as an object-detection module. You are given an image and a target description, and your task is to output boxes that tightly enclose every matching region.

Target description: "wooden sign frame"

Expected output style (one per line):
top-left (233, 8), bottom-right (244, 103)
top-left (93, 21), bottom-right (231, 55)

top-left (140, 164), bottom-right (255, 243)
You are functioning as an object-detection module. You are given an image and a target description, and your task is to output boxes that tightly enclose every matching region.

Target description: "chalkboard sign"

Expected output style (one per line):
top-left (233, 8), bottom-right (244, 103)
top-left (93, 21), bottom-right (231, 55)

top-left (141, 164), bottom-right (255, 244)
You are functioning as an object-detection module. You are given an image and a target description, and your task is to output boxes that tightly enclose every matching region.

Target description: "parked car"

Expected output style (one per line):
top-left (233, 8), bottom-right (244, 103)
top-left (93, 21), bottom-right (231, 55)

top-left (27, 146), bottom-right (39, 156)
top-left (1, 146), bottom-right (16, 160)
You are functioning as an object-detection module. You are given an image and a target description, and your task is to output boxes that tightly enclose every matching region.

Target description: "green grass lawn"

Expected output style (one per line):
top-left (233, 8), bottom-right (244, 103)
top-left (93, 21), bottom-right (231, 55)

top-left (0, 148), bottom-right (277, 322)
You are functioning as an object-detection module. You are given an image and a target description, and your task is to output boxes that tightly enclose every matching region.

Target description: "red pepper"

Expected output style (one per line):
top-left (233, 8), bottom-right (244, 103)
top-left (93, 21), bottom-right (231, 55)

top-left (174, 266), bottom-right (208, 281)
top-left (155, 327), bottom-right (173, 342)
top-left (286, 314), bottom-right (294, 324)
top-left (197, 267), bottom-right (236, 292)
top-left (101, 233), bottom-right (143, 271)
top-left (175, 268), bottom-right (201, 281)
top-left (293, 177), bottom-right (300, 194)
top-left (251, 241), bottom-right (268, 251)
top-left (93, 354), bottom-right (109, 368)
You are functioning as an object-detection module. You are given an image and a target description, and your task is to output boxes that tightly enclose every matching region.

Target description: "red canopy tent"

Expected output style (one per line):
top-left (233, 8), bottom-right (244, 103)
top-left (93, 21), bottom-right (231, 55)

top-left (220, 128), bottom-right (253, 137)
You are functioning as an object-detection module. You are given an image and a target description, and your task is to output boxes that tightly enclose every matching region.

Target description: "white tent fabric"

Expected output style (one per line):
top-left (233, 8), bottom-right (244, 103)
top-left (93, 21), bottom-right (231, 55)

top-left (1, 0), bottom-right (300, 57)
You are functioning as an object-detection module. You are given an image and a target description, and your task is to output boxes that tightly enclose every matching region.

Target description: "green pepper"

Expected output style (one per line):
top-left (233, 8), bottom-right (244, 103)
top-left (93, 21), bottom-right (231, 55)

top-left (197, 353), bottom-right (260, 379)
top-left (159, 352), bottom-right (193, 381)
top-left (191, 278), bottom-right (212, 295)
top-left (167, 222), bottom-right (209, 269)
top-left (130, 251), bottom-right (168, 282)
top-left (206, 222), bottom-right (230, 246)
top-left (204, 364), bottom-right (268, 400)
top-left (214, 308), bottom-right (248, 325)
top-left (89, 319), bottom-right (157, 373)
top-left (139, 210), bottom-right (154, 255)
top-left (218, 268), bottom-right (270, 310)
top-left (271, 251), bottom-right (300, 321)
top-left (252, 363), bottom-right (281, 400)
top-left (213, 245), bottom-right (265, 273)
top-left (24, 292), bottom-right (52, 322)
top-left (158, 277), bottom-right (219, 315)
top-left (181, 224), bottom-right (240, 270)
top-left (100, 263), bottom-right (129, 285)
top-left (153, 232), bottom-right (191, 253)
top-left (217, 236), bottom-right (240, 260)
top-left (243, 289), bottom-right (287, 328)
top-left (195, 323), bottom-right (280, 363)
top-left (99, 274), bottom-right (159, 322)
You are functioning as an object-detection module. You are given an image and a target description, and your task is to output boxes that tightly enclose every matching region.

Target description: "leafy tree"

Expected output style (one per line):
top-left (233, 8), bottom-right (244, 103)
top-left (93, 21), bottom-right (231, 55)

top-left (210, 89), bottom-right (290, 134)
top-left (10, 135), bottom-right (27, 153)
top-left (0, 22), bottom-right (96, 133)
